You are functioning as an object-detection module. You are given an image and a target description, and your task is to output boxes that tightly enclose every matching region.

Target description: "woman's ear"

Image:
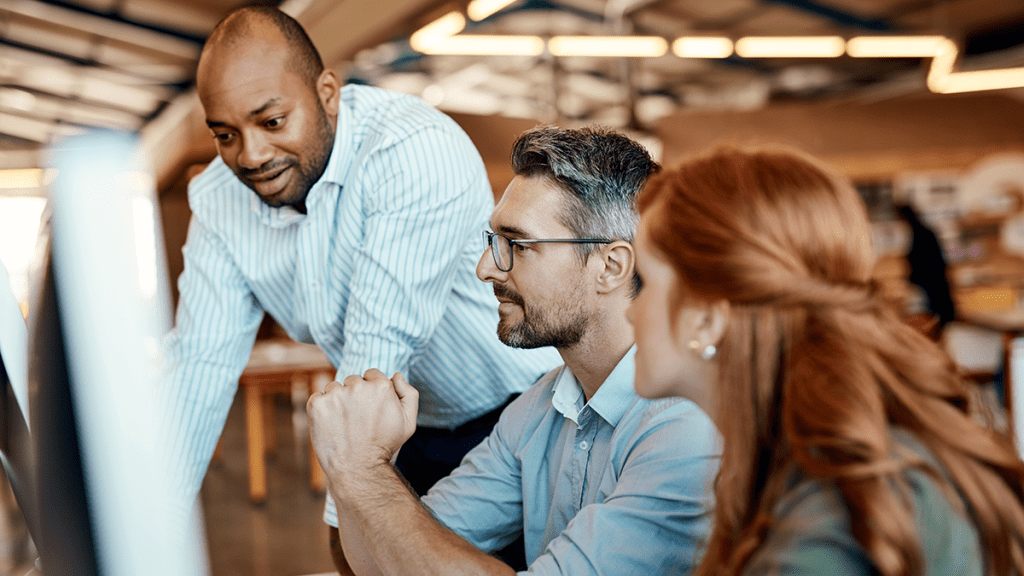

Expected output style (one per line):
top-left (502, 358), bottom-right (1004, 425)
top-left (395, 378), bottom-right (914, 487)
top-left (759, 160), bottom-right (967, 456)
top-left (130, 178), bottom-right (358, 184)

top-left (703, 299), bottom-right (730, 347)
top-left (595, 240), bottom-right (635, 295)
top-left (674, 298), bottom-right (730, 354)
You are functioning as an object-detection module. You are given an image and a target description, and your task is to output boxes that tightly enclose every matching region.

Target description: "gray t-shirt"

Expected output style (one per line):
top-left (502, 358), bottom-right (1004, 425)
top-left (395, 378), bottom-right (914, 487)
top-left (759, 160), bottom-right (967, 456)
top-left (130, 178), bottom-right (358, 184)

top-left (744, 431), bottom-right (982, 576)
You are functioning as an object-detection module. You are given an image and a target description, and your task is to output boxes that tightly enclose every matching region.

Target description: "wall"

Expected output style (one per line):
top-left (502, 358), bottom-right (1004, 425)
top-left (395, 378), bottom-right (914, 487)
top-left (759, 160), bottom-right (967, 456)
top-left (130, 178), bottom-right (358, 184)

top-left (654, 92), bottom-right (1024, 179)
top-left (157, 92), bottom-right (1024, 309)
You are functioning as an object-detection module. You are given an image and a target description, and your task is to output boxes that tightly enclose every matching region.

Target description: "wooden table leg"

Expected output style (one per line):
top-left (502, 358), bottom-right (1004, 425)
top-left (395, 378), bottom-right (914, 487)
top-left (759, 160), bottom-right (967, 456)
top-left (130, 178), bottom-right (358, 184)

top-left (308, 372), bottom-right (326, 493)
top-left (244, 381), bottom-right (267, 504)
top-left (263, 393), bottom-right (277, 458)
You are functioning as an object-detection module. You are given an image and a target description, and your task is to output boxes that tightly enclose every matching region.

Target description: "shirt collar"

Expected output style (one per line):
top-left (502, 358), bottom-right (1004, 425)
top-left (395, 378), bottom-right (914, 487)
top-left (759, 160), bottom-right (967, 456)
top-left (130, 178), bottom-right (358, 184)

top-left (551, 346), bottom-right (637, 427)
top-left (249, 98), bottom-right (348, 229)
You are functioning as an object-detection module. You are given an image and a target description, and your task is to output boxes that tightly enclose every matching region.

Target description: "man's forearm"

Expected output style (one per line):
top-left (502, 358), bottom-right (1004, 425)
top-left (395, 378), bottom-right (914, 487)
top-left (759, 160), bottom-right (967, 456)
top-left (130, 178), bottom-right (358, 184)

top-left (328, 526), bottom-right (356, 576)
top-left (331, 462), bottom-right (515, 576)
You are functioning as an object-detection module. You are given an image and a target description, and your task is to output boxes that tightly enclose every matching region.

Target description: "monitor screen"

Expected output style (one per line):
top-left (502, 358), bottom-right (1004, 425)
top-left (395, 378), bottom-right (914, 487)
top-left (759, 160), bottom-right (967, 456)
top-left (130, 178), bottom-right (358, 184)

top-left (12, 130), bottom-right (209, 576)
top-left (0, 313), bottom-right (37, 552)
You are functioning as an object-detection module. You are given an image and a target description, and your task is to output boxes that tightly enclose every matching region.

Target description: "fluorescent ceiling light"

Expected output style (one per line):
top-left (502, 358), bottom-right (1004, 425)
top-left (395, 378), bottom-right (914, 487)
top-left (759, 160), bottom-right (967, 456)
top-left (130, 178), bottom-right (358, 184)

top-left (924, 38), bottom-right (1024, 93)
top-left (933, 67), bottom-right (1024, 93)
top-left (735, 36), bottom-right (845, 58)
top-left (548, 36), bottom-right (668, 57)
top-left (672, 37), bottom-right (733, 58)
top-left (846, 36), bottom-right (948, 58)
top-left (410, 12), bottom-right (466, 53)
top-left (417, 35), bottom-right (544, 56)
top-left (467, 0), bottom-right (517, 21)
top-left (0, 168), bottom-right (44, 190)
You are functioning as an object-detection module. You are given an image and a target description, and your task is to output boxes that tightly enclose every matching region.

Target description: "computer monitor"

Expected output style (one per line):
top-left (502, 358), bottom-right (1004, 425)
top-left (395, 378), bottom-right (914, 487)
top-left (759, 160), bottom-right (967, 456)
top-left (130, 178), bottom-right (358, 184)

top-left (0, 317), bottom-right (37, 553)
top-left (13, 130), bottom-right (209, 575)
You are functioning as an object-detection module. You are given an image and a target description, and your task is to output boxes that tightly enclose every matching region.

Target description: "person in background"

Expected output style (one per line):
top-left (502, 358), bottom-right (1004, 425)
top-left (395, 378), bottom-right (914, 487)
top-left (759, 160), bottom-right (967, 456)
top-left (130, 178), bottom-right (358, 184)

top-left (162, 5), bottom-right (559, 567)
top-left (307, 126), bottom-right (719, 575)
top-left (629, 146), bottom-right (1024, 576)
top-left (896, 203), bottom-right (956, 340)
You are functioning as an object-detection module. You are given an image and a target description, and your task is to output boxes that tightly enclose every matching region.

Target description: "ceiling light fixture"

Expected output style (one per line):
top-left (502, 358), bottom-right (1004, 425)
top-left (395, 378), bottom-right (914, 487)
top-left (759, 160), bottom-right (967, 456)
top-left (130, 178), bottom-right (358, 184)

top-left (410, 21), bottom-right (1024, 94)
top-left (846, 35), bottom-right (948, 58)
top-left (672, 37), bottom-right (733, 58)
top-left (548, 36), bottom-right (668, 58)
top-left (735, 36), bottom-right (845, 58)
top-left (926, 38), bottom-right (1024, 93)
top-left (417, 35), bottom-right (545, 56)
top-left (467, 0), bottom-right (517, 21)
top-left (0, 168), bottom-right (45, 190)
top-left (933, 67), bottom-right (1024, 93)
top-left (409, 12), bottom-right (466, 52)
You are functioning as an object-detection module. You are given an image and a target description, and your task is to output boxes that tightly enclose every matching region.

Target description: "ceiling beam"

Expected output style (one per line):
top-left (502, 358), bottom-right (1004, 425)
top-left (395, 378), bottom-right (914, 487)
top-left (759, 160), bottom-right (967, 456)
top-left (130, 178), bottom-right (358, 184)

top-left (760, 0), bottom-right (892, 31)
top-left (301, 0), bottom-right (449, 64)
top-left (21, 0), bottom-right (207, 45)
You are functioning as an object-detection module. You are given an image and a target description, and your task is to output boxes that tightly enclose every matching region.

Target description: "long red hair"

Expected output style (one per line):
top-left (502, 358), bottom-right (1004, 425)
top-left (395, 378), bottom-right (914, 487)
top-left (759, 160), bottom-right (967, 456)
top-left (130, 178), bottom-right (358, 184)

top-left (638, 146), bottom-right (1024, 576)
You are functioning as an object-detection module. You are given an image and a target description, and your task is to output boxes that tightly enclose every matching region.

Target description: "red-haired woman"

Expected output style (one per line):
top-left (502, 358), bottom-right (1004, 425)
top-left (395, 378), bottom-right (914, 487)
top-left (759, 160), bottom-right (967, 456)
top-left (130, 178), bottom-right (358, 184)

top-left (628, 146), bottom-right (1024, 576)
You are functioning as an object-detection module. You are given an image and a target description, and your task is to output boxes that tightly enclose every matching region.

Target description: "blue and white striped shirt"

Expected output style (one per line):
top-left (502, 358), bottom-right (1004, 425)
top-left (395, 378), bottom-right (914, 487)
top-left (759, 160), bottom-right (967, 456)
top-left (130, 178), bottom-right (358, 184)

top-left (162, 85), bottom-right (561, 503)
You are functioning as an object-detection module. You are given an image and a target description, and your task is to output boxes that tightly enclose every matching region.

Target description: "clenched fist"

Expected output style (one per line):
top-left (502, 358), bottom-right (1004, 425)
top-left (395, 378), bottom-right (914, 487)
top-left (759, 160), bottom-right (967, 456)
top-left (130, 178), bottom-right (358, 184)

top-left (306, 368), bottom-right (419, 498)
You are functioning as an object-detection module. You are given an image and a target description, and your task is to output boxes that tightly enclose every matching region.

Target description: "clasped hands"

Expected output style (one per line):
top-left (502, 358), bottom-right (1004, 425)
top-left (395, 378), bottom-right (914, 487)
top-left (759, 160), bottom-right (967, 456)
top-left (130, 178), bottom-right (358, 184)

top-left (306, 368), bottom-right (419, 492)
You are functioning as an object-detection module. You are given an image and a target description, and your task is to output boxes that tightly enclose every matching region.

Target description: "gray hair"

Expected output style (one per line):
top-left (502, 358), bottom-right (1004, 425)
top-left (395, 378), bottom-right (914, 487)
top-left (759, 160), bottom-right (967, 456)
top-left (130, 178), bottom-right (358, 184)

top-left (510, 125), bottom-right (658, 262)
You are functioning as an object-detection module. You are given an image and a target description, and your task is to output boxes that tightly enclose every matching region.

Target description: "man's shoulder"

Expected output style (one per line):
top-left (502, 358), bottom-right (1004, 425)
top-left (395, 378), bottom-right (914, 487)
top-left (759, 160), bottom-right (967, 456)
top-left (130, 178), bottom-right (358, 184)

top-left (342, 84), bottom-right (466, 146)
top-left (616, 395), bottom-right (719, 458)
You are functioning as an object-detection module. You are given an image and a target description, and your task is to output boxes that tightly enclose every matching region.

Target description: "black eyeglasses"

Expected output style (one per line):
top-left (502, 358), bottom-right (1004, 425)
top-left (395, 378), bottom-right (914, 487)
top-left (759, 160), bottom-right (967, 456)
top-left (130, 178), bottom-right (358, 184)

top-left (483, 230), bottom-right (612, 272)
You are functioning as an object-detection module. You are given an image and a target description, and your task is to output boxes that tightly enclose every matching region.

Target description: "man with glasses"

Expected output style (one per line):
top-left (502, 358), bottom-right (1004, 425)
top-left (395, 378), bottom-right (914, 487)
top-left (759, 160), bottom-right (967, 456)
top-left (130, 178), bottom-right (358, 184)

top-left (309, 126), bottom-right (720, 575)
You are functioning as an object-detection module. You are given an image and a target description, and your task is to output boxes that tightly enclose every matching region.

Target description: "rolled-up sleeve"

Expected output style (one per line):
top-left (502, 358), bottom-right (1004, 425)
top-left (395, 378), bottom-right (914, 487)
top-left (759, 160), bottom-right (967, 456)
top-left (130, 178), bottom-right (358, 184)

top-left (421, 390), bottom-right (529, 552)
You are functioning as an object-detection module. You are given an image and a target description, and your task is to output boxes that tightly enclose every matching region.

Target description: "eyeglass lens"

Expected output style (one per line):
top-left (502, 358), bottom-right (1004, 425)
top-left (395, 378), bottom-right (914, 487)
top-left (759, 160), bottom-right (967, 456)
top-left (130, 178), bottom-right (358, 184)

top-left (485, 232), bottom-right (513, 271)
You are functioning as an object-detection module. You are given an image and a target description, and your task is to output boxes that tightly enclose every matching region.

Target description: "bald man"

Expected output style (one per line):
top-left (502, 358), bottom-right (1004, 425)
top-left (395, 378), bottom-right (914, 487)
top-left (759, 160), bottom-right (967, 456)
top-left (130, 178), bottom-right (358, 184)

top-left (161, 6), bottom-right (559, 569)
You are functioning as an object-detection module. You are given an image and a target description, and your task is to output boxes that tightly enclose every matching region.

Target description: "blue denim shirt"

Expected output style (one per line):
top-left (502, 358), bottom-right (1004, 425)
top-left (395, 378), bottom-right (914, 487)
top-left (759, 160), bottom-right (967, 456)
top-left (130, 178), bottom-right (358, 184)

top-left (423, 347), bottom-right (721, 575)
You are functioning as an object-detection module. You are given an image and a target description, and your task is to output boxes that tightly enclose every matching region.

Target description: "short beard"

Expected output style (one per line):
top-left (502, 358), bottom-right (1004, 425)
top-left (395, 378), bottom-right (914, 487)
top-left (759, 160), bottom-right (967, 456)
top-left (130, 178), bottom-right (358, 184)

top-left (245, 102), bottom-right (334, 208)
top-left (494, 284), bottom-right (588, 349)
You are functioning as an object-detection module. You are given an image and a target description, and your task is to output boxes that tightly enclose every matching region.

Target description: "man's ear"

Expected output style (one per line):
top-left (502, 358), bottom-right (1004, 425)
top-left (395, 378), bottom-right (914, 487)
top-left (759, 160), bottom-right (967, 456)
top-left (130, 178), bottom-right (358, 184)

top-left (317, 69), bottom-right (341, 120)
top-left (595, 240), bottom-right (635, 295)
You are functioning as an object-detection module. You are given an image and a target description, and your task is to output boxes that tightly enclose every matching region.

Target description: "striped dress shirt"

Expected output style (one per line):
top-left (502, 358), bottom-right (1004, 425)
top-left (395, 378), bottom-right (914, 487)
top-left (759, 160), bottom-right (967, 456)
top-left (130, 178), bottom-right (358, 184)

top-left (162, 84), bottom-right (562, 505)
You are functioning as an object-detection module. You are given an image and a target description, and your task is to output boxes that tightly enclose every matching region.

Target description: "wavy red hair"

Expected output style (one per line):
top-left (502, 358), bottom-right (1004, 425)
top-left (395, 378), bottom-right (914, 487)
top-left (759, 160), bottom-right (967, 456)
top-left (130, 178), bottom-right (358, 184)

top-left (638, 146), bottom-right (1024, 576)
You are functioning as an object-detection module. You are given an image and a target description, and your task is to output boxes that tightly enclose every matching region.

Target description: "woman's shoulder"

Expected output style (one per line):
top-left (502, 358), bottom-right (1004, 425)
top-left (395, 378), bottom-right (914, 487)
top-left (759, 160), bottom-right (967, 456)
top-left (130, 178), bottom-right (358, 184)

top-left (744, 477), bottom-right (872, 576)
top-left (896, 431), bottom-right (984, 576)
top-left (745, 435), bottom-right (983, 576)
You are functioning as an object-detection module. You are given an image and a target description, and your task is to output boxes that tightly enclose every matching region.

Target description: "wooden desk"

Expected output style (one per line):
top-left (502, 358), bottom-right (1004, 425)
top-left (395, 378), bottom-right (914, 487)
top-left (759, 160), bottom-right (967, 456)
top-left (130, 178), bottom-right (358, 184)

top-left (957, 309), bottom-right (1024, 453)
top-left (239, 340), bottom-right (334, 504)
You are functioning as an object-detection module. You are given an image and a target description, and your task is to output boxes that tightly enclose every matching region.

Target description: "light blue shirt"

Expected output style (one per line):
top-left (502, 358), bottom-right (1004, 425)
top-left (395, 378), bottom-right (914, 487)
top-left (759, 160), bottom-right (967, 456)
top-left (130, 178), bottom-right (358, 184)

top-left (162, 84), bottom-right (561, 504)
top-left (422, 348), bottom-right (720, 575)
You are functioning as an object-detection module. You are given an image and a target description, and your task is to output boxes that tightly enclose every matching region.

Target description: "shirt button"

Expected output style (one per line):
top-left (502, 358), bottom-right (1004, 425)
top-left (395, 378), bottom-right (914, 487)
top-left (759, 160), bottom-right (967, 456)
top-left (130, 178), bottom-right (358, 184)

top-left (311, 281), bottom-right (319, 289)
top-left (579, 441), bottom-right (589, 450)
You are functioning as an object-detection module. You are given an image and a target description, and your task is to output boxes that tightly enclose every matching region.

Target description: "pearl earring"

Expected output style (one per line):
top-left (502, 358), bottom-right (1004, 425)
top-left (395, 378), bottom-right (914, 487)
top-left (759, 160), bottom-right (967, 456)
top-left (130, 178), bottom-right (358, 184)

top-left (688, 340), bottom-right (717, 361)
